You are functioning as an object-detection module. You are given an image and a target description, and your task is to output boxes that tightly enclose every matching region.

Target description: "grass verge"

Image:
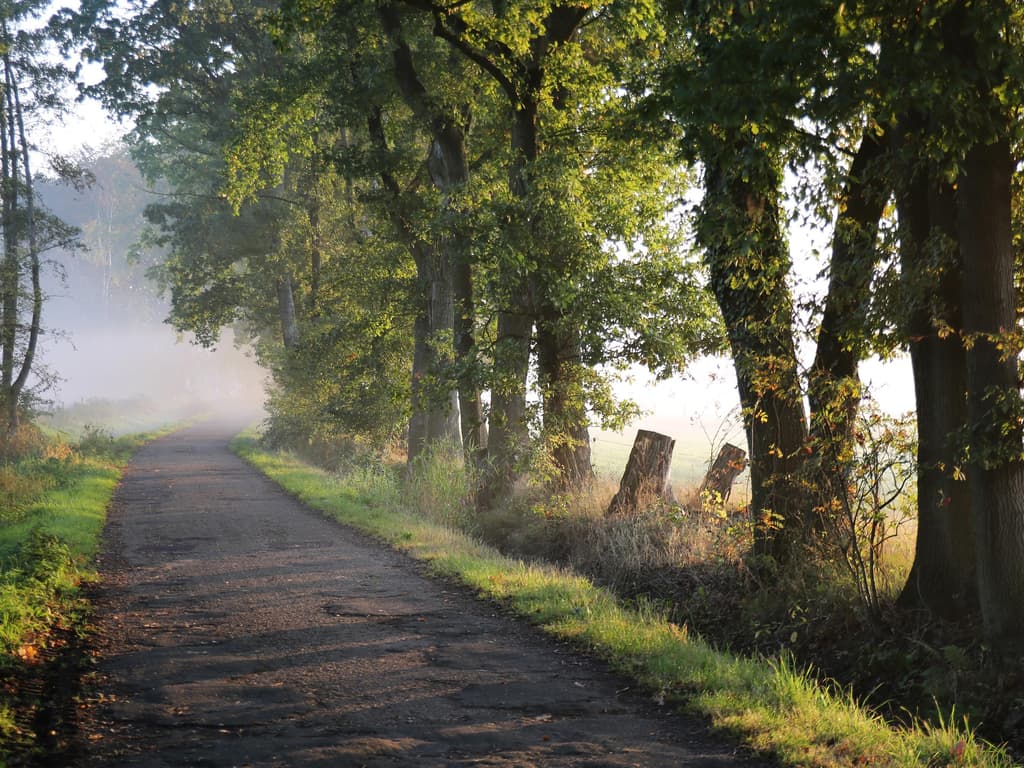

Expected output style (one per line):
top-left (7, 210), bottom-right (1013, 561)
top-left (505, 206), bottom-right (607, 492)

top-left (0, 424), bottom-right (177, 763)
top-left (232, 435), bottom-right (1013, 768)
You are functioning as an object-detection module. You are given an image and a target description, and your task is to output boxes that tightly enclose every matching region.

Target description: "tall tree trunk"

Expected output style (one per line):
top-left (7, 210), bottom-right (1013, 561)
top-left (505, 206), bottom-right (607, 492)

top-left (0, 54), bottom-right (30, 438)
top-left (276, 273), bottom-right (300, 350)
top-left (307, 197), bottom-right (321, 315)
top-left (406, 239), bottom-right (462, 464)
top-left (479, 102), bottom-right (538, 501)
top-left (699, 139), bottom-right (809, 563)
top-left (402, 235), bottom-right (461, 464)
top-left (425, 3), bottom-right (591, 498)
top-left (379, 4), bottom-right (485, 463)
top-left (536, 309), bottom-right (592, 485)
top-left (807, 129), bottom-right (887, 496)
top-left (482, 309), bottom-right (532, 503)
top-left (958, 134), bottom-right (1024, 644)
top-left (1, 61), bottom-right (17, 430)
top-left (427, 132), bottom-right (484, 461)
top-left (9, 72), bottom-right (39, 433)
top-left (367, 108), bottom-right (462, 465)
top-left (407, 284), bottom-right (431, 462)
top-left (896, 165), bottom-right (974, 617)
top-left (453, 252), bottom-right (486, 460)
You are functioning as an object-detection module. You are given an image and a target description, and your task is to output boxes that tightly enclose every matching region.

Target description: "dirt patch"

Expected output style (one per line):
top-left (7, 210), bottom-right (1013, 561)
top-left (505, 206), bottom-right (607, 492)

top-left (77, 419), bottom-right (774, 767)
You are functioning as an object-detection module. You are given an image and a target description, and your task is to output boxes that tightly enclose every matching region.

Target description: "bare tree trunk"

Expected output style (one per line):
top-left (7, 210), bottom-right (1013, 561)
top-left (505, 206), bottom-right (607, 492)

top-left (479, 103), bottom-right (538, 502)
top-left (406, 240), bottom-right (461, 464)
top-left (367, 108), bottom-right (462, 465)
top-left (480, 308), bottom-right (532, 504)
top-left (1, 54), bottom-right (17, 427)
top-left (453, 255), bottom-right (486, 459)
top-left (379, 4), bottom-right (484, 463)
top-left (0, 52), bottom-right (34, 438)
top-left (958, 134), bottom-right (1024, 645)
top-left (896, 161), bottom-right (975, 618)
top-left (700, 139), bottom-right (809, 563)
top-left (424, 4), bottom-right (591, 499)
top-left (276, 273), bottom-right (300, 350)
top-left (9, 70), bottom-right (39, 428)
top-left (407, 305), bottom-right (430, 463)
top-left (307, 196), bottom-right (321, 315)
top-left (807, 128), bottom-right (887, 494)
top-left (536, 313), bottom-right (592, 485)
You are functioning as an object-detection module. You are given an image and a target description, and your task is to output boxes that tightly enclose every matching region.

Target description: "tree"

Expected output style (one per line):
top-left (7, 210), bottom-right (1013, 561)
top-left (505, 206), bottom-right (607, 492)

top-left (376, 2), bottom-right (487, 461)
top-left (254, 0), bottom-right (719, 498)
top-left (939, 0), bottom-right (1024, 644)
top-left (389, 0), bottom-right (718, 498)
top-left (0, 1), bottom-right (80, 440)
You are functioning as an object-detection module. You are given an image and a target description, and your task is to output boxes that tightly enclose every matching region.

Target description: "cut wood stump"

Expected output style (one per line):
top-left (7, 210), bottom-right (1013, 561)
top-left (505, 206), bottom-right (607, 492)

top-left (698, 443), bottom-right (747, 502)
top-left (608, 429), bottom-right (676, 515)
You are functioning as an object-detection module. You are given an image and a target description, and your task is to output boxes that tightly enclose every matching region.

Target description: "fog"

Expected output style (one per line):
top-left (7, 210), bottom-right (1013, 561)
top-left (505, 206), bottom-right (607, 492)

top-left (597, 352), bottom-right (916, 489)
top-left (28, 143), bottom-right (916, 469)
top-left (40, 322), bottom-right (267, 416)
top-left (28, 152), bottom-right (268, 429)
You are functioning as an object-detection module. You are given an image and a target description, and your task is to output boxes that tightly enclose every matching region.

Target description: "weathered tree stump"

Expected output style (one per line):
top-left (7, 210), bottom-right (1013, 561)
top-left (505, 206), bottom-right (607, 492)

top-left (698, 442), bottom-right (747, 502)
top-left (608, 429), bottom-right (676, 515)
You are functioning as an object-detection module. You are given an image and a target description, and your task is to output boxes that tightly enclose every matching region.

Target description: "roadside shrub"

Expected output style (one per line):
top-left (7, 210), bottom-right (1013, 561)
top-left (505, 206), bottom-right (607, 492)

top-left (0, 421), bottom-right (48, 462)
top-left (76, 424), bottom-right (139, 462)
top-left (809, 407), bottom-right (917, 615)
top-left (404, 444), bottom-right (476, 531)
top-left (76, 424), bottom-right (119, 457)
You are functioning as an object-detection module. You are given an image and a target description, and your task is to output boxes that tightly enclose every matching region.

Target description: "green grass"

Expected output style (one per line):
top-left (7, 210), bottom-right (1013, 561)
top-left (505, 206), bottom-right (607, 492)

top-left (233, 434), bottom-right (1014, 768)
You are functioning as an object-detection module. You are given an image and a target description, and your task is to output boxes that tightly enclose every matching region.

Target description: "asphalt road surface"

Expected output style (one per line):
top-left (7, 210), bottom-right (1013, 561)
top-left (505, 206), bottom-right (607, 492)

top-left (81, 419), bottom-right (770, 767)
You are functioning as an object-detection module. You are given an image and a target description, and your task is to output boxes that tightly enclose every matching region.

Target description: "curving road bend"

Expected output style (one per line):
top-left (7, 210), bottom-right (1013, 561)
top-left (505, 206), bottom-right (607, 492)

top-left (81, 419), bottom-right (770, 767)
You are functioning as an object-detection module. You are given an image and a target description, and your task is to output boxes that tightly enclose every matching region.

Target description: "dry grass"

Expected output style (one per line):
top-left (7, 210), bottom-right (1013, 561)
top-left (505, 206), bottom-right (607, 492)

top-left (470, 475), bottom-right (753, 609)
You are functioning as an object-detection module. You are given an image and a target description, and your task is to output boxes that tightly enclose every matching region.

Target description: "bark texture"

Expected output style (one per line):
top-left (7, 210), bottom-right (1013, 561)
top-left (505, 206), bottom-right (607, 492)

top-left (0, 58), bottom-right (38, 439)
top-left (380, 4), bottom-right (485, 461)
top-left (958, 135), bottom-right (1024, 644)
top-left (700, 140), bottom-right (809, 563)
top-left (807, 129), bottom-right (887, 495)
top-left (366, 107), bottom-right (461, 465)
top-left (698, 443), bottom-right (747, 503)
top-left (608, 429), bottom-right (676, 515)
top-left (896, 163), bottom-right (974, 618)
top-left (276, 274), bottom-right (300, 350)
top-left (431, 4), bottom-right (592, 500)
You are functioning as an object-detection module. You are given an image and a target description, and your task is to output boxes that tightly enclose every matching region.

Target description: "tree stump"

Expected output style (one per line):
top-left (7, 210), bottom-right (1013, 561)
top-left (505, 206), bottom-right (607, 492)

top-left (608, 429), bottom-right (676, 515)
top-left (698, 442), bottom-right (747, 502)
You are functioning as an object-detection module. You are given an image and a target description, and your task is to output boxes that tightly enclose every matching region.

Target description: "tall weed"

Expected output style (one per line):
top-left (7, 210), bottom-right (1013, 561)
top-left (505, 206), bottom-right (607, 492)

top-left (404, 444), bottom-right (476, 530)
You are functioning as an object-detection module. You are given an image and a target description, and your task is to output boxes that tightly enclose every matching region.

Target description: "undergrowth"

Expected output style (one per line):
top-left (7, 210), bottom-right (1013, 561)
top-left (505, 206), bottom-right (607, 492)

top-left (0, 421), bottom-right (170, 764)
top-left (233, 434), bottom-right (1015, 768)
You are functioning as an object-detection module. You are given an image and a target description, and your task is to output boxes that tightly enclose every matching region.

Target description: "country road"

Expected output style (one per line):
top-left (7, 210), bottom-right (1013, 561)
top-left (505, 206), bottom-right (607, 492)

top-left (81, 419), bottom-right (770, 767)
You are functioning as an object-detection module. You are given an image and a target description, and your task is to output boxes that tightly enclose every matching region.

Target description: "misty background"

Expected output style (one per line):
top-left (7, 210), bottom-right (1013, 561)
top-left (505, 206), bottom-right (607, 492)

top-left (34, 147), bottom-right (266, 428)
